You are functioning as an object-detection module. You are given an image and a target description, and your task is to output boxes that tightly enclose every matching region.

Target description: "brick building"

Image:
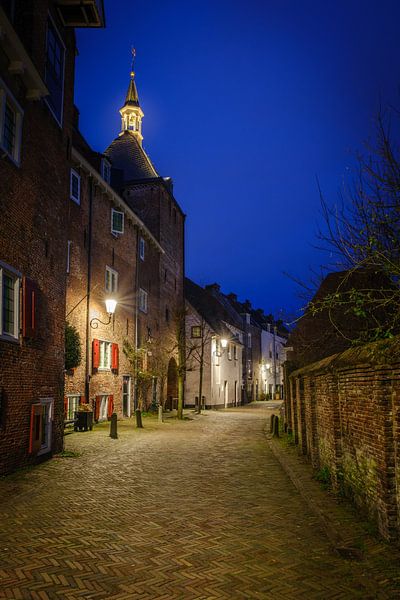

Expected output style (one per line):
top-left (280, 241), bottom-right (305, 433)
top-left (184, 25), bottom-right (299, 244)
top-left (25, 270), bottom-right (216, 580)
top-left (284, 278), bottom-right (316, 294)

top-left (104, 66), bottom-right (185, 411)
top-left (0, 0), bottom-right (104, 475)
top-left (65, 62), bottom-right (185, 417)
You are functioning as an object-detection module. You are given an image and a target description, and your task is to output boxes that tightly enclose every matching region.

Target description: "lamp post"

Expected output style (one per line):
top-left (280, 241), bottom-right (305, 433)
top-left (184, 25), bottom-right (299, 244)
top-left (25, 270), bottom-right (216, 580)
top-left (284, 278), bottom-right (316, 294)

top-left (90, 298), bottom-right (117, 329)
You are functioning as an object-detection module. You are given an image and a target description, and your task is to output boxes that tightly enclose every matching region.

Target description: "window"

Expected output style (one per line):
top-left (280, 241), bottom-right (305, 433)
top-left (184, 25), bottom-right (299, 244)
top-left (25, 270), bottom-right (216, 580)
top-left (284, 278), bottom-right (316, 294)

top-left (45, 18), bottom-right (65, 125)
top-left (227, 343), bottom-right (232, 360)
top-left (99, 341), bottom-right (112, 369)
top-left (111, 208), bottom-right (124, 235)
top-left (0, 80), bottom-right (23, 165)
top-left (66, 395), bottom-right (80, 420)
top-left (99, 395), bottom-right (109, 421)
top-left (105, 266), bottom-right (118, 293)
top-left (139, 237), bottom-right (145, 260)
top-left (191, 325), bottom-right (201, 338)
top-left (38, 398), bottom-right (53, 456)
top-left (234, 345), bottom-right (238, 360)
top-left (101, 158), bottom-right (111, 184)
top-left (139, 288), bottom-right (148, 313)
top-left (70, 169), bottom-right (80, 204)
top-left (0, 263), bottom-right (20, 340)
top-left (247, 333), bottom-right (252, 348)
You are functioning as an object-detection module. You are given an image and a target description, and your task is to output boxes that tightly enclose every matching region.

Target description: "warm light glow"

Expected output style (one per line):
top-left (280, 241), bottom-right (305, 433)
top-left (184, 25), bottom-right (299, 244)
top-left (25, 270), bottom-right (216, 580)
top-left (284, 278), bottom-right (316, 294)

top-left (221, 338), bottom-right (228, 348)
top-left (105, 298), bottom-right (117, 314)
top-left (266, 362), bottom-right (271, 370)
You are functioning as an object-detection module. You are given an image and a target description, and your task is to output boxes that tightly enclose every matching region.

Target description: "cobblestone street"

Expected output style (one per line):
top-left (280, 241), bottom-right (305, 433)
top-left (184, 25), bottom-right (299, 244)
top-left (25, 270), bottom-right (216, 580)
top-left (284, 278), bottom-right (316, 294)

top-left (0, 404), bottom-right (399, 599)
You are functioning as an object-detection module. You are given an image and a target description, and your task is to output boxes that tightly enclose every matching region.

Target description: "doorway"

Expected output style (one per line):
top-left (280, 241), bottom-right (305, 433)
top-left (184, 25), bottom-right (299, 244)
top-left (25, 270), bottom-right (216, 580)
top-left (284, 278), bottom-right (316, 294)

top-left (224, 381), bottom-right (228, 407)
top-left (122, 376), bottom-right (131, 417)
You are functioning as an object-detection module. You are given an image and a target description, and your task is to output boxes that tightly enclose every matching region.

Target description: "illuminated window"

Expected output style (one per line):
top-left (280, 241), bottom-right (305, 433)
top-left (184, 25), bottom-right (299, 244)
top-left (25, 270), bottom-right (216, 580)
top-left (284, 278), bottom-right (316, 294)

top-left (191, 325), bottom-right (201, 338)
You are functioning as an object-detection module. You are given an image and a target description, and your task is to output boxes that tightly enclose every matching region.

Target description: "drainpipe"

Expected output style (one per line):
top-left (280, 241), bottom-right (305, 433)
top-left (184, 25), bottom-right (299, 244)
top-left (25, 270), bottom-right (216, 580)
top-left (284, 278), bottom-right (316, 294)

top-left (133, 225), bottom-right (140, 410)
top-left (84, 176), bottom-right (94, 404)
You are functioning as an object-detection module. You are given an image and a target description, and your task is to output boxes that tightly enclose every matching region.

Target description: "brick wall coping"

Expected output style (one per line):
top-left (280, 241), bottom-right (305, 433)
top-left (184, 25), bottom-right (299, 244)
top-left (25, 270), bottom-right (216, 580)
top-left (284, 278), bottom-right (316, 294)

top-left (290, 335), bottom-right (400, 379)
top-left (72, 147), bottom-right (165, 254)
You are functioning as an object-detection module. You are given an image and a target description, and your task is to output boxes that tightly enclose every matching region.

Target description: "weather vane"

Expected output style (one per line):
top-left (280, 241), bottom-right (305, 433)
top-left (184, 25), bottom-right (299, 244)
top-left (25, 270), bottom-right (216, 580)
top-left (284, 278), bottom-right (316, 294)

top-left (131, 46), bottom-right (136, 77)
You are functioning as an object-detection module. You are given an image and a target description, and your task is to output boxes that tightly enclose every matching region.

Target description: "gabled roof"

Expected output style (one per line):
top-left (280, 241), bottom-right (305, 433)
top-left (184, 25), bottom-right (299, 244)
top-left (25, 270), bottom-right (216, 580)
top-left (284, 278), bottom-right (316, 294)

top-left (104, 132), bottom-right (158, 181)
top-left (185, 278), bottom-right (243, 339)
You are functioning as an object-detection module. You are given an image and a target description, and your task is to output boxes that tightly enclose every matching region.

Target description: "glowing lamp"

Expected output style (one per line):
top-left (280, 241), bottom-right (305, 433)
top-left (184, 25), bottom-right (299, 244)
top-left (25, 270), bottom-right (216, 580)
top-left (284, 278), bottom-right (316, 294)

top-left (221, 338), bottom-right (228, 349)
top-left (105, 298), bottom-right (117, 315)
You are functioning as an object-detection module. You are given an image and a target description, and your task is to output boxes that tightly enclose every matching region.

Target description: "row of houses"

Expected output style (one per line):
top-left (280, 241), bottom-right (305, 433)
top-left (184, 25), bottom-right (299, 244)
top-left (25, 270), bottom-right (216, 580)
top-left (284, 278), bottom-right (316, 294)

top-left (0, 0), bottom-right (286, 476)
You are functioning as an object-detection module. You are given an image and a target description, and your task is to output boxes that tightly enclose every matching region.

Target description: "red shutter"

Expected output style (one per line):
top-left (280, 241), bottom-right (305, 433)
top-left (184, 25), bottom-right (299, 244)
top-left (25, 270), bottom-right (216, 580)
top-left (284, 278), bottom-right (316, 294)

top-left (23, 277), bottom-right (36, 338)
top-left (29, 404), bottom-right (43, 454)
top-left (92, 339), bottom-right (100, 370)
top-left (64, 397), bottom-right (68, 419)
top-left (95, 396), bottom-right (101, 421)
top-left (111, 343), bottom-right (119, 370)
top-left (108, 395), bottom-right (114, 419)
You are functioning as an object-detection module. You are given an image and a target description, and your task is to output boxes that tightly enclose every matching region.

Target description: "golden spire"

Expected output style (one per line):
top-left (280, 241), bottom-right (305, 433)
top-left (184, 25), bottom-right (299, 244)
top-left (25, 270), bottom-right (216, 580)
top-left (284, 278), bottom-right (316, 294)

top-left (130, 46), bottom-right (136, 79)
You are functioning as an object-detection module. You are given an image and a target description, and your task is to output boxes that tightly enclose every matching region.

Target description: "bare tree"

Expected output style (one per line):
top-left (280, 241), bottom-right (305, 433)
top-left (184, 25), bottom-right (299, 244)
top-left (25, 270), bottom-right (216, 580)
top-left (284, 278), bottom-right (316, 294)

top-left (306, 109), bottom-right (400, 343)
top-left (186, 317), bottom-right (213, 413)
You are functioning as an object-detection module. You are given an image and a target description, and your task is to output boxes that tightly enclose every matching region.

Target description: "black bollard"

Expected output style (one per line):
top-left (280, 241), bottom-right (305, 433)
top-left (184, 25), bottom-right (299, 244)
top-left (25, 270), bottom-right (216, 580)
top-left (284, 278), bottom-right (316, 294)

top-left (135, 408), bottom-right (143, 428)
top-left (110, 412), bottom-right (118, 439)
top-left (273, 415), bottom-right (280, 438)
top-left (270, 414), bottom-right (276, 433)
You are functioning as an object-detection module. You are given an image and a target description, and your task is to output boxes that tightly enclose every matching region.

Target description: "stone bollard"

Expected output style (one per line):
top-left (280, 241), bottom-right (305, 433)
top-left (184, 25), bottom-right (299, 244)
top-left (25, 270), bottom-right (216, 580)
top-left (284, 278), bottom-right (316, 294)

top-left (270, 414), bottom-right (276, 433)
top-left (109, 413), bottom-right (118, 439)
top-left (158, 404), bottom-right (163, 423)
top-left (135, 408), bottom-right (143, 428)
top-left (273, 415), bottom-right (280, 438)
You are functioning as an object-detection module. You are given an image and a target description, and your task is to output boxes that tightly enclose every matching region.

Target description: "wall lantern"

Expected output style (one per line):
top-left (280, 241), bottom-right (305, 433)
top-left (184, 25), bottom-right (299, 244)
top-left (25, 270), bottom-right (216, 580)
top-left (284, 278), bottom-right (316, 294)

top-left (90, 298), bottom-right (117, 329)
top-left (221, 338), bottom-right (228, 349)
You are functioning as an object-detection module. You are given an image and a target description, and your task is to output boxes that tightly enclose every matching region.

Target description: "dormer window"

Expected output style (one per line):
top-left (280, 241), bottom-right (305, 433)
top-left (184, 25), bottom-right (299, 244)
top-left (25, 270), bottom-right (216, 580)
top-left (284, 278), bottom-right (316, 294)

top-left (101, 159), bottom-right (111, 184)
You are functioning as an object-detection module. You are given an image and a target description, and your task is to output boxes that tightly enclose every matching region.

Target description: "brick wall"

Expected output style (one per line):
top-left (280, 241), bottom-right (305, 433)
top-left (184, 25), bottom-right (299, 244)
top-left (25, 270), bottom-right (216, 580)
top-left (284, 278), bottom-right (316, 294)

top-left (0, 1), bottom-right (76, 474)
top-left (285, 338), bottom-right (400, 541)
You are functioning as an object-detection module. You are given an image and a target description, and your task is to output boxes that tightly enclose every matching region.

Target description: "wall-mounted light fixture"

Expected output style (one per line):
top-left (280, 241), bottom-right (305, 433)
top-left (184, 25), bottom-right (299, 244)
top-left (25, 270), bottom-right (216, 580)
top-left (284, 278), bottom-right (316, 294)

top-left (90, 298), bottom-right (117, 329)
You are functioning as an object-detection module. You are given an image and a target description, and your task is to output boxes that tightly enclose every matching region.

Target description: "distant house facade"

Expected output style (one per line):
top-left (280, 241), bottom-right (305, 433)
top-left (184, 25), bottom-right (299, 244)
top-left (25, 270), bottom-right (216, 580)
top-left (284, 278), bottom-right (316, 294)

top-left (260, 325), bottom-right (286, 399)
top-left (0, 0), bottom-right (105, 475)
top-left (185, 279), bottom-right (243, 409)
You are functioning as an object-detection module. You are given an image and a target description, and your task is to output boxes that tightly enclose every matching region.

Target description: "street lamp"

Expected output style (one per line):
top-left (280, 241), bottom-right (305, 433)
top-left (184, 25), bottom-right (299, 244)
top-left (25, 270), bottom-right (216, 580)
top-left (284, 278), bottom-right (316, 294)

top-left (90, 298), bottom-right (117, 329)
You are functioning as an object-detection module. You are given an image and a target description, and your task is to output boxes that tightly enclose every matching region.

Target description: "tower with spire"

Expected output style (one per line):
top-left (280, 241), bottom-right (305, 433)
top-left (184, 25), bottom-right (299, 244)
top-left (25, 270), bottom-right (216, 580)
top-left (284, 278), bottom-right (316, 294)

top-left (119, 48), bottom-right (144, 144)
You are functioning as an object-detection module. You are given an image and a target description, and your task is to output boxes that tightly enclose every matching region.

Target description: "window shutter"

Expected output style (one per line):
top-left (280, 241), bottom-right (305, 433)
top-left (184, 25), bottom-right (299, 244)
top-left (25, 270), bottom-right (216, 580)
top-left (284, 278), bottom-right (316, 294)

top-left (64, 397), bottom-right (68, 419)
top-left (111, 343), bottom-right (119, 370)
top-left (92, 339), bottom-right (100, 370)
top-left (23, 277), bottom-right (36, 338)
top-left (95, 396), bottom-right (101, 421)
top-left (29, 404), bottom-right (43, 454)
top-left (108, 395), bottom-right (114, 419)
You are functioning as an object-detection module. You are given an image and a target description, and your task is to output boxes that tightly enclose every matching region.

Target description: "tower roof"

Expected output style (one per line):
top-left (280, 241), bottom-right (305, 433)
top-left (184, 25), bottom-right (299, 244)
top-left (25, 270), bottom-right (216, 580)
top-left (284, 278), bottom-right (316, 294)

top-left (105, 131), bottom-right (158, 181)
top-left (123, 72), bottom-right (140, 107)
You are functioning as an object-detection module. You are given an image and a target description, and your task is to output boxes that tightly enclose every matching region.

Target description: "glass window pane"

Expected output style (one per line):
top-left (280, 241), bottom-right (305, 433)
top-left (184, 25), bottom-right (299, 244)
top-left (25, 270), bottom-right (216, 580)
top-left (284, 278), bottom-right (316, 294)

top-left (2, 273), bottom-right (15, 335)
top-left (3, 103), bottom-right (16, 155)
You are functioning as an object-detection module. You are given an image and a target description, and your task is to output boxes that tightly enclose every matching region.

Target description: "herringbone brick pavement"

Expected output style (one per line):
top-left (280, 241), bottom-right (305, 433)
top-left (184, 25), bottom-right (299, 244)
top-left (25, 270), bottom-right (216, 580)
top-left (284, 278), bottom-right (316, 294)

top-left (0, 405), bottom-right (398, 599)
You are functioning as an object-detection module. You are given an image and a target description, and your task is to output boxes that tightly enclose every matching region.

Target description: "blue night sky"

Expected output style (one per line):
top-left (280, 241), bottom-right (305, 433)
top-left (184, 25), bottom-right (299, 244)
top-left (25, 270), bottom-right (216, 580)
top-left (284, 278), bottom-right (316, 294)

top-left (74, 1), bottom-right (400, 320)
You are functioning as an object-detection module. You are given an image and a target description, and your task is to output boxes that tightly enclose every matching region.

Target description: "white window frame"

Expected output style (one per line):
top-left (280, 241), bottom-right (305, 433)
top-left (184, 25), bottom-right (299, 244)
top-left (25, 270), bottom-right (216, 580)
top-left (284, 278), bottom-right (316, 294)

top-left (44, 14), bottom-right (65, 127)
top-left (139, 288), bottom-right (148, 313)
top-left (66, 395), bottom-right (80, 420)
top-left (139, 237), bottom-right (145, 261)
top-left (37, 398), bottom-right (53, 456)
top-left (70, 169), bottom-right (80, 204)
top-left (0, 261), bottom-right (21, 342)
top-left (247, 333), bottom-right (252, 348)
top-left (0, 77), bottom-right (23, 166)
top-left (99, 340), bottom-right (112, 370)
top-left (105, 266), bottom-right (118, 293)
top-left (101, 158), bottom-right (111, 184)
top-left (111, 208), bottom-right (124, 235)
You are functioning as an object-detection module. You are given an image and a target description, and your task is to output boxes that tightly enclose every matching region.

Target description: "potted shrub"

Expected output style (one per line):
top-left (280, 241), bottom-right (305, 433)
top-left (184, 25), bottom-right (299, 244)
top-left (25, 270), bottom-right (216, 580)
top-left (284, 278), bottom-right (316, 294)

top-left (74, 403), bottom-right (93, 431)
